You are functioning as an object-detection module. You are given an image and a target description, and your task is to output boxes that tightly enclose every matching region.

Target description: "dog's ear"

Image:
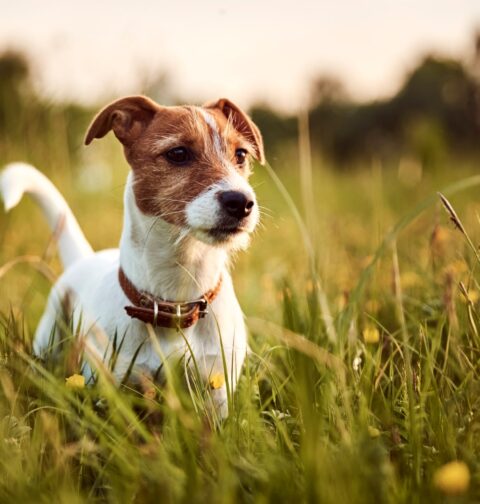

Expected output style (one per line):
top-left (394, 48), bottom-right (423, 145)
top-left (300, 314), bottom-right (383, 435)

top-left (85, 95), bottom-right (159, 147)
top-left (205, 98), bottom-right (265, 164)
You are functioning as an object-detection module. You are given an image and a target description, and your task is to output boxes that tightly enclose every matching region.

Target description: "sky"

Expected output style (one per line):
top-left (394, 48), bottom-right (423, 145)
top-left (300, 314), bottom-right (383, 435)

top-left (1, 0), bottom-right (480, 111)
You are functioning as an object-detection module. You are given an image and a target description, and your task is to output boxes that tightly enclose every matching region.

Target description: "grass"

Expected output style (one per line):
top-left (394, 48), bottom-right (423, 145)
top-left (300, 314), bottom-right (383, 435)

top-left (2, 115), bottom-right (480, 502)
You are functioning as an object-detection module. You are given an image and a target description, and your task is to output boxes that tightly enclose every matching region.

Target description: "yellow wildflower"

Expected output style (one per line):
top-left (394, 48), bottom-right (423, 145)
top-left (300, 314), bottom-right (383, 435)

top-left (433, 461), bottom-right (470, 495)
top-left (65, 374), bottom-right (85, 389)
top-left (209, 373), bottom-right (225, 390)
top-left (362, 327), bottom-right (380, 344)
top-left (461, 289), bottom-right (479, 304)
top-left (400, 272), bottom-right (421, 289)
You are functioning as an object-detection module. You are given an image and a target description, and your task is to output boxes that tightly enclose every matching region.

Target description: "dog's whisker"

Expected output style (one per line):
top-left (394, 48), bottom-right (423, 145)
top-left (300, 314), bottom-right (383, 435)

top-left (189, 179), bottom-right (217, 192)
top-left (141, 215), bottom-right (163, 251)
top-left (130, 191), bottom-right (191, 204)
top-left (173, 228), bottom-right (190, 247)
top-left (141, 209), bottom-right (190, 249)
top-left (156, 197), bottom-right (190, 204)
top-left (259, 206), bottom-right (273, 214)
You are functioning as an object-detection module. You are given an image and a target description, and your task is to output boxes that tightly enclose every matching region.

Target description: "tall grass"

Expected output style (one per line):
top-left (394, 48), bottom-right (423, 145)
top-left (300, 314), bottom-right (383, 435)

top-left (1, 107), bottom-right (480, 502)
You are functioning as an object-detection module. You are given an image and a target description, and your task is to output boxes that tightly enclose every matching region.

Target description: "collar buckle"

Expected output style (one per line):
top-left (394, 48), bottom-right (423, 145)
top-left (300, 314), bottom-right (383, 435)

top-left (198, 298), bottom-right (209, 318)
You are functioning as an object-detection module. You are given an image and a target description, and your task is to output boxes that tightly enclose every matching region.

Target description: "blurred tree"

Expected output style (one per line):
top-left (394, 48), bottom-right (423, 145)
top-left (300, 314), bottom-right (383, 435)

top-left (473, 31), bottom-right (480, 74)
top-left (0, 50), bottom-right (94, 171)
top-left (0, 50), bottom-right (31, 134)
top-left (308, 76), bottom-right (352, 162)
top-left (0, 50), bottom-right (29, 92)
top-left (250, 106), bottom-right (298, 161)
top-left (394, 56), bottom-right (480, 147)
top-left (309, 75), bottom-right (349, 106)
top-left (307, 54), bottom-right (480, 165)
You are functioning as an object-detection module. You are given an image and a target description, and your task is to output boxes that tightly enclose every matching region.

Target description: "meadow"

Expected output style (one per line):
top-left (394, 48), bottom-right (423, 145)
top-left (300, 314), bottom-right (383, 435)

top-left (1, 113), bottom-right (480, 503)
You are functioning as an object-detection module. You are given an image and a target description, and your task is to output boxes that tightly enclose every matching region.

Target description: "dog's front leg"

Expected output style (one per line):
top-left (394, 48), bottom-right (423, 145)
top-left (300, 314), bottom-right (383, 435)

top-left (188, 346), bottom-right (243, 421)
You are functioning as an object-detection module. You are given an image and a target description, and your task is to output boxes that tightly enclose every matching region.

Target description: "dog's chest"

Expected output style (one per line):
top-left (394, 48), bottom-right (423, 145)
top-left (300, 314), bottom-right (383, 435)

top-left (89, 282), bottom-right (241, 381)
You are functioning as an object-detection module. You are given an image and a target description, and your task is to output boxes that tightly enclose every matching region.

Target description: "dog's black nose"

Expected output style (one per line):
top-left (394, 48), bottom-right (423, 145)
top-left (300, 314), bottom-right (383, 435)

top-left (218, 191), bottom-right (254, 219)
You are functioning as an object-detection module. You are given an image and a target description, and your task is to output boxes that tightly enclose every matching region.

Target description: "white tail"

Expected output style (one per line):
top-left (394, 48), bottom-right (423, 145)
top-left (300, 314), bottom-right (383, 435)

top-left (0, 162), bottom-right (93, 269)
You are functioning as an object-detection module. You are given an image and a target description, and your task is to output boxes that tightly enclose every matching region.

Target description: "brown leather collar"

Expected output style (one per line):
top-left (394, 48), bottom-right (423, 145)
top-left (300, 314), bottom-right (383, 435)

top-left (118, 267), bottom-right (222, 329)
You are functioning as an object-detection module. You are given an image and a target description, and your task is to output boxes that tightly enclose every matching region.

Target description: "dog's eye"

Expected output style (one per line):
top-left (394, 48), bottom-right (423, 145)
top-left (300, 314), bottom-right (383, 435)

top-left (166, 147), bottom-right (191, 165)
top-left (235, 148), bottom-right (248, 165)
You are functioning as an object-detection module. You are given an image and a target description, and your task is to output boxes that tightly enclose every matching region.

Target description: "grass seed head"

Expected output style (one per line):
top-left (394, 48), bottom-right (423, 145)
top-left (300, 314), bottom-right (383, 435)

top-left (438, 193), bottom-right (467, 235)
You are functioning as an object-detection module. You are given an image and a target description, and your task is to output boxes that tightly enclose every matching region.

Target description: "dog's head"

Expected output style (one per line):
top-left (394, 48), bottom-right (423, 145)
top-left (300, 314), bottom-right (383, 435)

top-left (85, 95), bottom-right (264, 249)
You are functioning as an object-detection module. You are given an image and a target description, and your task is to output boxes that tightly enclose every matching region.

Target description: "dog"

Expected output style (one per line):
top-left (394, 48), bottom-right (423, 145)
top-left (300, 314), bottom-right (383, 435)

top-left (0, 95), bottom-right (265, 418)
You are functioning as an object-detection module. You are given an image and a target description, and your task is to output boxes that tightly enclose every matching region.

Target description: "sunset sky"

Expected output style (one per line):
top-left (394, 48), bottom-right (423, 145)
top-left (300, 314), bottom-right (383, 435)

top-left (1, 0), bottom-right (479, 111)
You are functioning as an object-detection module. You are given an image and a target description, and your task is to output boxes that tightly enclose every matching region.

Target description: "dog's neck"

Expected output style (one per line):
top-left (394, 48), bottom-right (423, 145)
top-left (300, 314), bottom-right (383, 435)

top-left (119, 174), bottom-right (227, 302)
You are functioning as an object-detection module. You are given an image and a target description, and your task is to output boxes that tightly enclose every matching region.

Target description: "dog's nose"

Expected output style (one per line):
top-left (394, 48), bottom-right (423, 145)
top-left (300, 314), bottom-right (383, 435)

top-left (218, 191), bottom-right (254, 219)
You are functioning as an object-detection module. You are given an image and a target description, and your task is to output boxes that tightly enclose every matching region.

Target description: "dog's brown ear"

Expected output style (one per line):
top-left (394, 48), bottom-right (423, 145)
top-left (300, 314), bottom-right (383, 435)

top-left (205, 98), bottom-right (265, 164)
top-left (85, 95), bottom-right (159, 146)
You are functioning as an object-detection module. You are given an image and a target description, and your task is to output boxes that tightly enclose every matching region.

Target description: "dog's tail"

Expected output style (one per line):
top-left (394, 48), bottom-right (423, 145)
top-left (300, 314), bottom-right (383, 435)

top-left (0, 162), bottom-right (94, 269)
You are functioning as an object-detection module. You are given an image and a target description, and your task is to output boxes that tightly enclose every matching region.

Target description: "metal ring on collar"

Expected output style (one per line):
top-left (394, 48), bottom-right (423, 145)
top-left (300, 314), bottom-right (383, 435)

top-left (153, 301), bottom-right (159, 326)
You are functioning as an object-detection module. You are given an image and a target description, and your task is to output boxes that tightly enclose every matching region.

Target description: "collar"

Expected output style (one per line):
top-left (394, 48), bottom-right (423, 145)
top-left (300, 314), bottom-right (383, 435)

top-left (118, 267), bottom-right (222, 329)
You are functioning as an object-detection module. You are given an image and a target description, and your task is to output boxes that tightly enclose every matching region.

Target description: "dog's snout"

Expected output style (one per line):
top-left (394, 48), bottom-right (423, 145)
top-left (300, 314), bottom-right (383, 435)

top-left (218, 191), bottom-right (254, 219)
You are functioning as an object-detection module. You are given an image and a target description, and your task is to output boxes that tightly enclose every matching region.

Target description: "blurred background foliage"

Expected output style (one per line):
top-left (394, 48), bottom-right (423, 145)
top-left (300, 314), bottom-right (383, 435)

top-left (255, 34), bottom-right (480, 167)
top-left (2, 33), bottom-right (480, 171)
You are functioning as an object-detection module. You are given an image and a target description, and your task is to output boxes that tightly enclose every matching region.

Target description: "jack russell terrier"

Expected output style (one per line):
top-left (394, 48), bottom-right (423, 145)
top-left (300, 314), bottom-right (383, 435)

top-left (0, 95), bottom-right (265, 418)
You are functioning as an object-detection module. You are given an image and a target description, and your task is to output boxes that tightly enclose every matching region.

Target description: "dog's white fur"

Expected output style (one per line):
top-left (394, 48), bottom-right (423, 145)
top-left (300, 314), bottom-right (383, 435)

top-left (0, 100), bottom-right (261, 418)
